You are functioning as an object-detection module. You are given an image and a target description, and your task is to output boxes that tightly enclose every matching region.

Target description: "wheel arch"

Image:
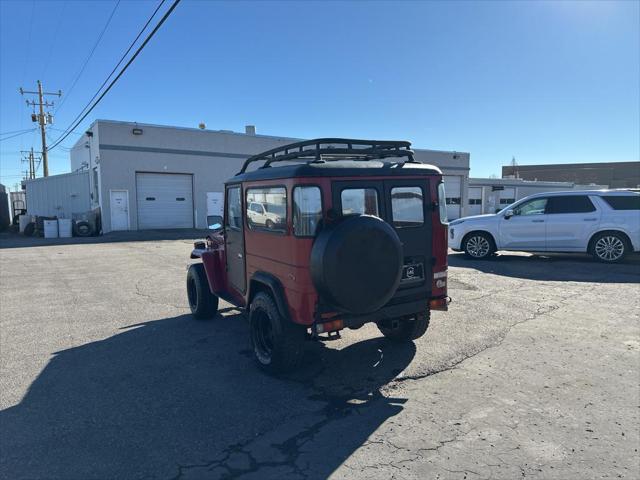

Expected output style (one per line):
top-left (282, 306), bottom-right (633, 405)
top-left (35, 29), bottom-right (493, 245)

top-left (587, 229), bottom-right (633, 254)
top-left (248, 272), bottom-right (291, 322)
top-left (462, 230), bottom-right (498, 251)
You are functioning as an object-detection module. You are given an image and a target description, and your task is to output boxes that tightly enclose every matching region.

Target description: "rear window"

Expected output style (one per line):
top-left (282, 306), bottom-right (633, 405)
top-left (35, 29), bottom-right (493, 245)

top-left (437, 183), bottom-right (447, 224)
top-left (545, 195), bottom-right (595, 214)
top-left (602, 195), bottom-right (640, 210)
top-left (293, 186), bottom-right (322, 237)
top-left (391, 187), bottom-right (424, 227)
top-left (341, 188), bottom-right (379, 216)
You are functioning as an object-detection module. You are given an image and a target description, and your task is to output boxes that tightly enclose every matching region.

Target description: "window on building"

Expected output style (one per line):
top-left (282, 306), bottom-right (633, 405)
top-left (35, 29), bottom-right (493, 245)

top-left (602, 195), bottom-right (640, 211)
top-left (341, 188), bottom-right (379, 216)
top-left (514, 198), bottom-right (547, 216)
top-left (499, 198), bottom-right (516, 205)
top-left (293, 186), bottom-right (322, 236)
top-left (246, 187), bottom-right (287, 232)
top-left (92, 168), bottom-right (99, 203)
top-left (469, 198), bottom-right (482, 205)
top-left (391, 187), bottom-right (424, 227)
top-left (226, 186), bottom-right (242, 230)
top-left (446, 197), bottom-right (461, 205)
top-left (545, 195), bottom-right (596, 214)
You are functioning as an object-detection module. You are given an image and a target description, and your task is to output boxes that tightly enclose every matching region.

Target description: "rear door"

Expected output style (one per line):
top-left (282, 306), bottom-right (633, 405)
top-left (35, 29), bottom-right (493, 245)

top-left (545, 195), bottom-right (600, 251)
top-left (332, 179), bottom-right (432, 292)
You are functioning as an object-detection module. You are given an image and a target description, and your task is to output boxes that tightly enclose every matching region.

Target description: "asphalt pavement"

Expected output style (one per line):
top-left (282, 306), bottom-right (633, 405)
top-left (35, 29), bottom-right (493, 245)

top-left (0, 233), bottom-right (638, 479)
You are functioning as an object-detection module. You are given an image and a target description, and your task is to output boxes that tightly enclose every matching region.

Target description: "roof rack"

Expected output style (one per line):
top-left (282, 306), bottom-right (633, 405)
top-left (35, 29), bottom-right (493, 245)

top-left (238, 138), bottom-right (417, 174)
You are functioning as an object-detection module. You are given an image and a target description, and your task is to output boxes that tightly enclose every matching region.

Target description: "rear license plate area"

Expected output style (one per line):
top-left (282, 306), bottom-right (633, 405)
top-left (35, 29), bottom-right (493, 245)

top-left (401, 263), bottom-right (424, 283)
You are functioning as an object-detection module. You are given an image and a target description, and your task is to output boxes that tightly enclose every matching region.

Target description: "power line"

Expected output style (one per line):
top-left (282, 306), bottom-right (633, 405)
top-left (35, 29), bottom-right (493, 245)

top-left (51, 0), bottom-right (167, 145)
top-left (0, 128), bottom-right (36, 136)
top-left (0, 129), bottom-right (38, 142)
top-left (49, 0), bottom-right (181, 151)
top-left (41, 1), bottom-right (68, 79)
top-left (54, 0), bottom-right (121, 115)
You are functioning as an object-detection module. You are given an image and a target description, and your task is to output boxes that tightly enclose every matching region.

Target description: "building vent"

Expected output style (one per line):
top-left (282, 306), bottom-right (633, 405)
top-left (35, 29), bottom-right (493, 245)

top-left (198, 123), bottom-right (206, 130)
top-left (245, 125), bottom-right (256, 135)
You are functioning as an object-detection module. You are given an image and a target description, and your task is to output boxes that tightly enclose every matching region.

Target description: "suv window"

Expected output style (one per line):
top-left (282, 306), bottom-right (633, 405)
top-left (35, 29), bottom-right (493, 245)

top-left (341, 188), bottom-right (379, 216)
top-left (293, 186), bottom-right (322, 237)
top-left (602, 195), bottom-right (640, 210)
top-left (438, 182), bottom-right (447, 223)
top-left (226, 186), bottom-right (242, 230)
top-left (246, 187), bottom-right (287, 232)
top-left (546, 195), bottom-right (596, 214)
top-left (514, 198), bottom-right (547, 216)
top-left (391, 186), bottom-right (424, 227)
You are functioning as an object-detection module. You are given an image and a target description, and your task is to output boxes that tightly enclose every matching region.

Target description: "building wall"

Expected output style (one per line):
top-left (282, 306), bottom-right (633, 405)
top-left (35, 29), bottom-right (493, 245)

top-left (74, 120), bottom-right (471, 232)
top-left (502, 162), bottom-right (640, 188)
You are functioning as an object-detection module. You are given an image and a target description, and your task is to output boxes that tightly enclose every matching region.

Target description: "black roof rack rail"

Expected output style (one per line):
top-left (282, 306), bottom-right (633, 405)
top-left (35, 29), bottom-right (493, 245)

top-left (238, 138), bottom-right (417, 174)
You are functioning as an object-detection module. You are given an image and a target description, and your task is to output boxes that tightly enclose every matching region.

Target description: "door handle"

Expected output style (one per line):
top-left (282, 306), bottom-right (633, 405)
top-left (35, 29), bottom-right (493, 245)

top-left (237, 253), bottom-right (243, 259)
top-left (531, 219), bottom-right (544, 223)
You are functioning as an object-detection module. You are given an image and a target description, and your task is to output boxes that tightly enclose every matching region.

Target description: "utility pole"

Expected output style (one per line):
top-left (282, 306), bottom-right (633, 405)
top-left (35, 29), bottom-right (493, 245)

top-left (21, 147), bottom-right (41, 179)
top-left (19, 81), bottom-right (62, 177)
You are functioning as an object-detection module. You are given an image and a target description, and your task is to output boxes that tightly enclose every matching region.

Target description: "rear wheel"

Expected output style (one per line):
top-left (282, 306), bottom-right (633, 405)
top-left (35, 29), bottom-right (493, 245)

top-left (250, 292), bottom-right (306, 373)
top-left (186, 263), bottom-right (219, 319)
top-left (463, 232), bottom-right (495, 259)
top-left (591, 232), bottom-right (628, 263)
top-left (378, 311), bottom-right (430, 341)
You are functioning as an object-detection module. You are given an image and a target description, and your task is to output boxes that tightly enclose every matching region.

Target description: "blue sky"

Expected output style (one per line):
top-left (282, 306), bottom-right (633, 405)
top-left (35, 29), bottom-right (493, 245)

top-left (1, 0), bottom-right (638, 189)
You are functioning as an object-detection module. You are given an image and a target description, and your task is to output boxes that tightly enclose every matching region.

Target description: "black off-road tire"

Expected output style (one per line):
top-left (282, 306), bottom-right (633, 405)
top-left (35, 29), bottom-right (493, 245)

top-left (23, 222), bottom-right (35, 237)
top-left (74, 220), bottom-right (92, 237)
top-left (186, 263), bottom-right (219, 319)
top-left (249, 291), bottom-right (306, 373)
top-left (590, 232), bottom-right (628, 263)
top-left (463, 232), bottom-right (495, 260)
top-left (378, 311), bottom-right (430, 341)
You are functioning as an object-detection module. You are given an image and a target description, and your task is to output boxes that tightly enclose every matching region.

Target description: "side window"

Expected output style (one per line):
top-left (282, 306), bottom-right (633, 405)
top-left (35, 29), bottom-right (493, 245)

top-left (246, 187), bottom-right (287, 232)
top-left (602, 195), bottom-right (640, 211)
top-left (391, 186), bottom-right (424, 227)
top-left (546, 195), bottom-right (596, 214)
top-left (226, 186), bottom-right (242, 229)
top-left (341, 188), bottom-right (379, 216)
top-left (438, 182), bottom-right (448, 224)
top-left (514, 198), bottom-right (547, 216)
top-left (293, 186), bottom-right (322, 237)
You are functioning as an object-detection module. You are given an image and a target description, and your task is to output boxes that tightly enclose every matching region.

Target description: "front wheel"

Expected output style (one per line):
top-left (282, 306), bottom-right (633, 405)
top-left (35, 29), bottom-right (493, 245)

top-left (378, 311), bottom-right (430, 341)
top-left (186, 263), bottom-right (219, 319)
top-left (463, 232), bottom-right (495, 259)
top-left (249, 292), bottom-right (306, 373)
top-left (591, 232), bottom-right (628, 263)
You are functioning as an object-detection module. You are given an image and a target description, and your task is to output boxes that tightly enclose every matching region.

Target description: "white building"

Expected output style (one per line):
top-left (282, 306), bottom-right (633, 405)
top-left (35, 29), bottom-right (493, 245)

top-left (69, 120), bottom-right (471, 232)
top-left (466, 177), bottom-right (607, 216)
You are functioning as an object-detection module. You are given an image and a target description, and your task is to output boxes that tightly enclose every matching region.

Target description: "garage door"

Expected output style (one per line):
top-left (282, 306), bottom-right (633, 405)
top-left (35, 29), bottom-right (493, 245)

top-left (136, 173), bottom-right (194, 229)
top-left (468, 187), bottom-right (483, 216)
top-left (443, 175), bottom-right (462, 220)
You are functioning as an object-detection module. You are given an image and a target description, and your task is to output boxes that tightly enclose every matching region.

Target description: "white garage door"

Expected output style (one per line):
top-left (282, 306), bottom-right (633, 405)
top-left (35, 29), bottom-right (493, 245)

top-left (443, 175), bottom-right (462, 220)
top-left (468, 187), bottom-right (483, 216)
top-left (136, 173), bottom-right (194, 229)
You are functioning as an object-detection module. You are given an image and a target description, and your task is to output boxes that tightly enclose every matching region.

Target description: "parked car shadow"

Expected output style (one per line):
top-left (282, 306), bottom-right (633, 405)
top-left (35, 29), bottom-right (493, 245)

top-left (0, 313), bottom-right (415, 479)
top-left (448, 251), bottom-right (640, 283)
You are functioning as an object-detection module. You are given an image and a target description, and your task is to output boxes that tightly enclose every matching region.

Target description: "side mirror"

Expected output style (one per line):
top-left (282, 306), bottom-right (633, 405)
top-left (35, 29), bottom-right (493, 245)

top-left (504, 209), bottom-right (515, 219)
top-left (208, 222), bottom-right (222, 231)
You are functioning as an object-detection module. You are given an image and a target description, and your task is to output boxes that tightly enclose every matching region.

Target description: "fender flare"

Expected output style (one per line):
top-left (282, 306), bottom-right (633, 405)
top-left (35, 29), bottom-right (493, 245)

top-left (248, 272), bottom-right (290, 322)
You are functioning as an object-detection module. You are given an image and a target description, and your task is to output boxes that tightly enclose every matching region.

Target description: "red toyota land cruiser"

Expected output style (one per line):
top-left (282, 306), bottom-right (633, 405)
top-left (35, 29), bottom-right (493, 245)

top-left (188, 139), bottom-right (449, 373)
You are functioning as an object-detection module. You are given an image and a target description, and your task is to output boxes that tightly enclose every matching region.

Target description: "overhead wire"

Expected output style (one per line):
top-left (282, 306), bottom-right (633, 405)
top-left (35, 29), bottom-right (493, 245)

top-left (41, 1), bottom-right (68, 79)
top-left (54, 0), bottom-right (121, 114)
top-left (49, 0), bottom-right (181, 151)
top-left (0, 129), bottom-right (38, 142)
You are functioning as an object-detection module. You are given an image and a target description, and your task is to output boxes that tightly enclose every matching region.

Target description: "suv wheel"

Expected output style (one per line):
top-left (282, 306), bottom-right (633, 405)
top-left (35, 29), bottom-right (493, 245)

top-left (378, 311), bottom-right (430, 341)
top-left (463, 232), bottom-right (494, 259)
top-left (591, 232), bottom-right (627, 263)
top-left (186, 264), bottom-right (219, 319)
top-left (249, 292), bottom-right (306, 373)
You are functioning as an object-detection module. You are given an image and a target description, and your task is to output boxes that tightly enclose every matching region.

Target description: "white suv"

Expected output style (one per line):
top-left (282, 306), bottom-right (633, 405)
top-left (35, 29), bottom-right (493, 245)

top-left (448, 190), bottom-right (640, 263)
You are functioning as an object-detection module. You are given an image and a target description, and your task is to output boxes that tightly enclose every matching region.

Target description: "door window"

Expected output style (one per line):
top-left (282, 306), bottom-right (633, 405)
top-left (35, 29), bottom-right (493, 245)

top-left (545, 195), bottom-right (596, 214)
top-left (391, 186), bottom-right (424, 227)
top-left (293, 186), bottom-right (322, 237)
top-left (246, 187), bottom-right (287, 232)
top-left (514, 198), bottom-right (548, 216)
top-left (341, 188), bottom-right (379, 216)
top-left (226, 186), bottom-right (242, 230)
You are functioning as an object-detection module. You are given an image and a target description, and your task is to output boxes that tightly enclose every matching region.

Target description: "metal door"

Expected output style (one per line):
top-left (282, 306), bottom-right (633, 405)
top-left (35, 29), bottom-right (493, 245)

top-left (109, 190), bottom-right (129, 231)
top-left (136, 173), bottom-right (193, 229)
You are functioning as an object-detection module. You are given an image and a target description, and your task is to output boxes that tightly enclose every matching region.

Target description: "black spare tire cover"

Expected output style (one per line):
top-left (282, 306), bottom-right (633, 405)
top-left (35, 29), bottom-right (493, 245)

top-left (311, 215), bottom-right (403, 315)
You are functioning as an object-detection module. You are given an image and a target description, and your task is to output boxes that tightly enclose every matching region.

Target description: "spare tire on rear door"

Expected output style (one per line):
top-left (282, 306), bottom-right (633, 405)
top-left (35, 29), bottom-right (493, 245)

top-left (310, 215), bottom-right (403, 315)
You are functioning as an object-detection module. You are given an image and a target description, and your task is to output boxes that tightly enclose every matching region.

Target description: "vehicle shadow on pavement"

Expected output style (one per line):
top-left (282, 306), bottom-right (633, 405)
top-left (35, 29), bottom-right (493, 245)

top-left (0, 313), bottom-right (415, 479)
top-left (448, 252), bottom-right (640, 283)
